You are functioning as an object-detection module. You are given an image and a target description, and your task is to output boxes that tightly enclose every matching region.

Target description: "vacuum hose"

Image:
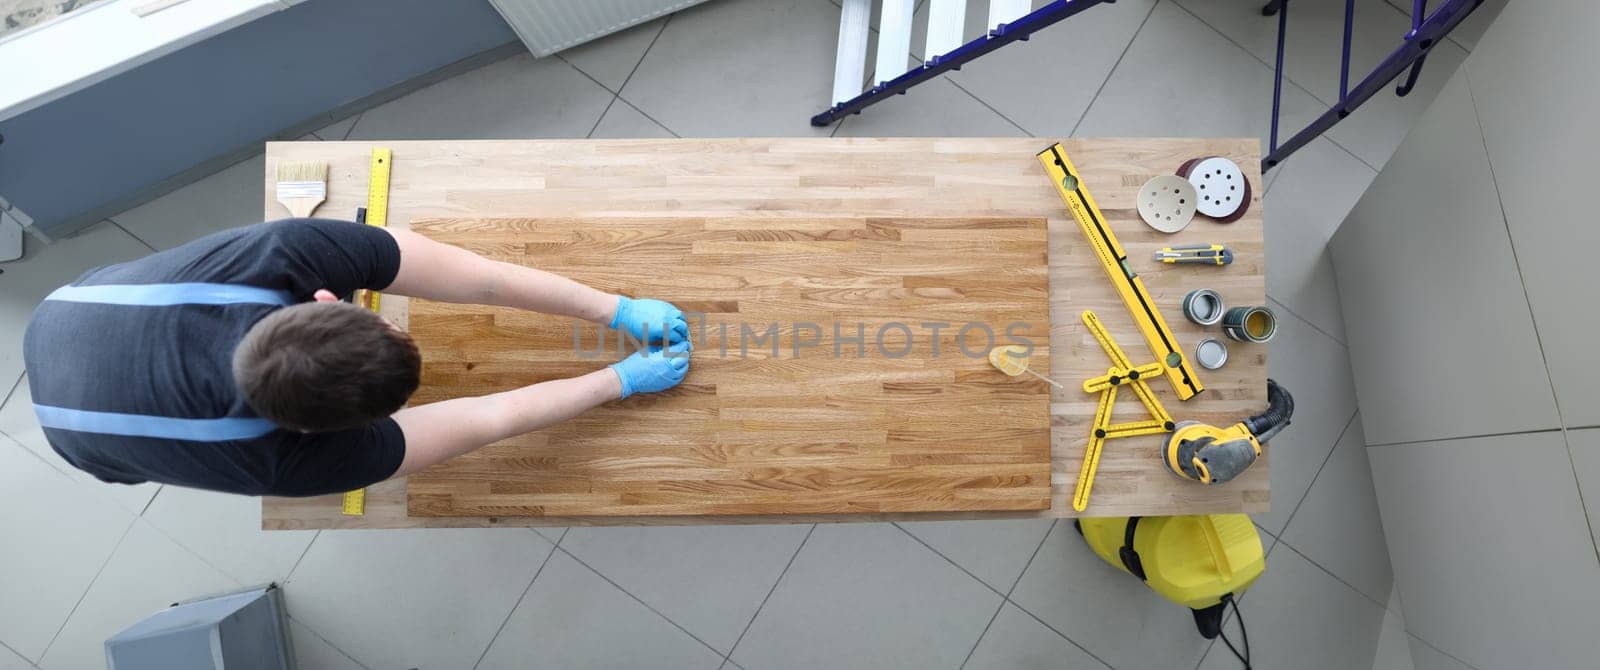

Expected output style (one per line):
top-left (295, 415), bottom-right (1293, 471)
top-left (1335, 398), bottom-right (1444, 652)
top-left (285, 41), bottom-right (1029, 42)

top-left (1242, 379), bottom-right (1294, 444)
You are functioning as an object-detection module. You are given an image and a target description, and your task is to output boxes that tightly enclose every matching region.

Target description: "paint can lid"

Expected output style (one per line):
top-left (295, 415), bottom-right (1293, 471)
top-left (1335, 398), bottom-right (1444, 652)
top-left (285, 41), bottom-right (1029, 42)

top-left (1195, 338), bottom-right (1229, 370)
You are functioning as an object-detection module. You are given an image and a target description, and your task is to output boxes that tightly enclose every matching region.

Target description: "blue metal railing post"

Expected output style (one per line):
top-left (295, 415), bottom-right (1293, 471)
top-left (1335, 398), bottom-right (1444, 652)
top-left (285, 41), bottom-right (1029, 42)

top-left (1269, 0), bottom-right (1289, 155)
top-left (1339, 0), bottom-right (1355, 104)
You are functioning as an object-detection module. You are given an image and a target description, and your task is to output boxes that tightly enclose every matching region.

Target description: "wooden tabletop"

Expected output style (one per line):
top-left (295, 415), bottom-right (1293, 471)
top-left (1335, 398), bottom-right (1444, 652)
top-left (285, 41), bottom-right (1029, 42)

top-left (260, 138), bottom-right (1267, 530)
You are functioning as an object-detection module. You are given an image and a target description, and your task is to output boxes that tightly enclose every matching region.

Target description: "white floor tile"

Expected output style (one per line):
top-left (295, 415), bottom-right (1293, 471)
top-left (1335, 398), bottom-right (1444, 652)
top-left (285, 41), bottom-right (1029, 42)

top-left (0, 378), bottom-right (161, 514)
top-left (592, 100), bottom-right (677, 138)
top-left (142, 485), bottom-right (317, 586)
top-left (1282, 416), bottom-right (1393, 605)
top-left (283, 528), bottom-right (552, 670)
top-left (561, 524), bottom-right (810, 653)
top-left (1262, 137), bottom-right (1376, 341)
top-left (898, 519), bottom-right (1052, 592)
top-left (620, 0), bottom-right (839, 137)
top-left (289, 619), bottom-right (365, 670)
top-left (1011, 521), bottom-right (1210, 670)
top-left (478, 549), bottom-right (723, 669)
top-left (0, 437), bottom-right (134, 662)
top-left (1075, 1), bottom-right (1323, 153)
top-left (1407, 635), bottom-right (1474, 670)
top-left (1256, 299), bottom-right (1358, 535)
top-left (1374, 608), bottom-right (1416, 670)
top-left (907, 0), bottom-right (1157, 137)
top-left (0, 643), bottom-right (31, 670)
top-left (346, 53), bottom-right (613, 141)
top-left (1327, 40), bottom-right (1467, 170)
top-left (965, 603), bottom-right (1108, 670)
top-left (39, 521), bottom-right (240, 670)
top-left (313, 114), bottom-right (361, 141)
top-left (1330, 69), bottom-right (1559, 445)
top-left (0, 223), bottom-right (151, 386)
top-left (560, 18), bottom-right (668, 91)
top-left (1196, 546), bottom-right (1395, 670)
top-left (836, 73), bottom-right (1025, 137)
top-left (1368, 432), bottom-right (1600, 670)
top-left (111, 156), bottom-right (265, 251)
top-left (731, 523), bottom-right (1000, 670)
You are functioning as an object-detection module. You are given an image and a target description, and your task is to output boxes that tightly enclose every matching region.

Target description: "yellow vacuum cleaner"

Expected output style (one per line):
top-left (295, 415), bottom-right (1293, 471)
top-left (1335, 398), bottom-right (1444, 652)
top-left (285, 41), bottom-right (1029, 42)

top-left (1077, 513), bottom-right (1264, 665)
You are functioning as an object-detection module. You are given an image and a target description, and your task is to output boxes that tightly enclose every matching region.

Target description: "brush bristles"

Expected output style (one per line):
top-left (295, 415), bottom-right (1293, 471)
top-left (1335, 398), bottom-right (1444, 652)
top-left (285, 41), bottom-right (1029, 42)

top-left (276, 161), bottom-right (328, 183)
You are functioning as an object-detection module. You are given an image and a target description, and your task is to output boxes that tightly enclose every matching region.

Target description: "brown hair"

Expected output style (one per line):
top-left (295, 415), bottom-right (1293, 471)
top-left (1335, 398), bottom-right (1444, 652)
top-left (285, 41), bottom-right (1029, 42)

top-left (233, 302), bottom-right (421, 432)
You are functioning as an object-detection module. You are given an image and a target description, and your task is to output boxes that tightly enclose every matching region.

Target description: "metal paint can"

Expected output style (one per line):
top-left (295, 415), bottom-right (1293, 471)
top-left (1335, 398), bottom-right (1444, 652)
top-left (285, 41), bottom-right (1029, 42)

top-left (1182, 289), bottom-right (1225, 326)
top-left (1222, 305), bottom-right (1277, 343)
top-left (1195, 338), bottom-right (1229, 370)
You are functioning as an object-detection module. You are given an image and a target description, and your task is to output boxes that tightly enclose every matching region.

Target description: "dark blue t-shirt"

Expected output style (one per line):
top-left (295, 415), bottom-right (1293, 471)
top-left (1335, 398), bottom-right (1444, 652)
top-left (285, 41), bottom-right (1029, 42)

top-left (22, 219), bottom-right (406, 496)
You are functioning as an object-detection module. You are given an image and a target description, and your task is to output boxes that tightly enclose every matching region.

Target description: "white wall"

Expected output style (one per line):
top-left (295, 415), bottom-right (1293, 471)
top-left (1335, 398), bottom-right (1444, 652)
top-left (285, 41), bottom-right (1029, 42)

top-left (1330, 1), bottom-right (1600, 667)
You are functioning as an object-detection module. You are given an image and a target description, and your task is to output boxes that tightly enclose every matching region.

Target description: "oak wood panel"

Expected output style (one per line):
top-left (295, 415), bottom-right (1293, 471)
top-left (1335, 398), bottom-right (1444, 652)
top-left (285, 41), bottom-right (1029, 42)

top-left (403, 216), bottom-right (1053, 516)
top-left (259, 137), bottom-right (1268, 529)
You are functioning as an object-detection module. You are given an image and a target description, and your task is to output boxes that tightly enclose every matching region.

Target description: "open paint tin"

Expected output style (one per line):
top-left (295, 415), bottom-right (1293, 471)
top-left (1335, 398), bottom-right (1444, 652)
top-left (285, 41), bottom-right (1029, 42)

top-left (1222, 305), bottom-right (1277, 343)
top-left (1182, 289), bottom-right (1225, 326)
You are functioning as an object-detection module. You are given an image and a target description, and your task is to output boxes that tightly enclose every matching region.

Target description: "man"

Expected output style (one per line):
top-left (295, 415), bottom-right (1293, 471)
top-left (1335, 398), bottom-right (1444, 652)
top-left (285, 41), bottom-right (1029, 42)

top-left (23, 218), bottom-right (691, 496)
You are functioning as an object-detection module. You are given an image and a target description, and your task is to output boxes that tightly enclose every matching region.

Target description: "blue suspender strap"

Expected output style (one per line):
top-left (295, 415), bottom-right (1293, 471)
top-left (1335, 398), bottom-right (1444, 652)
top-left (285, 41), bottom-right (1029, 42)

top-left (45, 282), bottom-right (293, 307)
top-left (37, 281), bottom-right (288, 440)
top-left (33, 405), bottom-right (278, 441)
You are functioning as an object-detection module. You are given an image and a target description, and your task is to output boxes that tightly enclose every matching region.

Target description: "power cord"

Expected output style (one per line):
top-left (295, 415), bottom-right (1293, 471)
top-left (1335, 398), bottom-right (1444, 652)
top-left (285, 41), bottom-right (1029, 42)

top-left (1217, 593), bottom-right (1252, 669)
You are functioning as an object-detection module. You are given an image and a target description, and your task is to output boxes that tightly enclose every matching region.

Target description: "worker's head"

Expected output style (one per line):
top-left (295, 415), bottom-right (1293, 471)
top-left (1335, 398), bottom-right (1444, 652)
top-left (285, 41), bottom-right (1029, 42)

top-left (233, 289), bottom-right (421, 432)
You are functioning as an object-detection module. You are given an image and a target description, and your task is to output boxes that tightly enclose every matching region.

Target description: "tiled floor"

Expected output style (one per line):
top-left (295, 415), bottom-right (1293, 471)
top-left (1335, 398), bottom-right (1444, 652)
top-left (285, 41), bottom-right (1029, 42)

top-left (0, 0), bottom-right (1484, 667)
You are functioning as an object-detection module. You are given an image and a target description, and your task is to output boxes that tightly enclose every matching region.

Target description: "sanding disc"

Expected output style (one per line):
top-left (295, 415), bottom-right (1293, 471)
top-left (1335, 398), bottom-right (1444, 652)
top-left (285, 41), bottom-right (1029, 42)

top-left (1136, 175), bottom-right (1197, 233)
top-left (1178, 156), bottom-right (1251, 222)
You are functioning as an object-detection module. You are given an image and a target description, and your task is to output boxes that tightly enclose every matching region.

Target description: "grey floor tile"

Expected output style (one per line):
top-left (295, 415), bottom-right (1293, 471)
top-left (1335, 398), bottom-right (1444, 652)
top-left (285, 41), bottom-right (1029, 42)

top-left (1327, 39), bottom-right (1467, 170)
top-left (289, 618), bottom-right (366, 670)
top-left (561, 524), bottom-right (810, 653)
top-left (477, 550), bottom-right (723, 670)
top-left (731, 523), bottom-right (1000, 670)
top-left (592, 99), bottom-right (677, 138)
top-left (1282, 415), bottom-right (1394, 605)
top-left (836, 72), bottom-right (1025, 137)
top-left (1011, 521), bottom-right (1210, 670)
top-left (0, 223), bottom-right (151, 386)
top-left (0, 378), bottom-right (161, 514)
top-left (39, 520), bottom-right (240, 670)
top-left (561, 18), bottom-right (668, 91)
top-left (0, 643), bottom-right (30, 670)
top-left (620, 0), bottom-right (838, 137)
top-left (1373, 610), bottom-right (1417, 670)
top-left (898, 519), bottom-right (1053, 592)
top-left (1391, 0), bottom-right (1509, 51)
top-left (142, 485), bottom-right (317, 586)
top-left (1195, 546), bottom-right (1398, 670)
top-left (1330, 69), bottom-right (1558, 445)
top-left (111, 156), bottom-right (265, 251)
top-left (965, 603), bottom-right (1108, 670)
top-left (0, 437), bottom-right (134, 662)
top-left (1562, 428), bottom-right (1600, 558)
top-left (1262, 137), bottom-right (1376, 342)
top-left (313, 114), bottom-right (361, 141)
top-left (1074, 1), bottom-right (1323, 153)
top-left (531, 527), bottom-right (566, 544)
top-left (1256, 298), bottom-right (1358, 535)
top-left (284, 529), bottom-right (552, 670)
top-left (347, 53), bottom-right (613, 141)
top-left (1368, 432), bottom-right (1600, 670)
top-left (1465, 4), bottom-right (1600, 429)
top-left (906, 0), bottom-right (1156, 137)
top-left (1407, 636), bottom-right (1474, 670)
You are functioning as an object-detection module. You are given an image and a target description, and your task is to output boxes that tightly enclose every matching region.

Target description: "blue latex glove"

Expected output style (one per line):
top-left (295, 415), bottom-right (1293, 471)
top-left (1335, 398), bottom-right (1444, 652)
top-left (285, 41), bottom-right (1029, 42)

top-left (610, 296), bottom-right (689, 343)
top-left (609, 340), bottom-right (691, 399)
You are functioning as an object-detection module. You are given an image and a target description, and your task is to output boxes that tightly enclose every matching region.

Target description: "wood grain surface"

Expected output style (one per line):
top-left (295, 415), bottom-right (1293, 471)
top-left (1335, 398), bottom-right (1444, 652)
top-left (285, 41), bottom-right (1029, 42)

top-left (404, 216), bottom-right (1053, 516)
top-left (259, 137), bottom-right (1268, 529)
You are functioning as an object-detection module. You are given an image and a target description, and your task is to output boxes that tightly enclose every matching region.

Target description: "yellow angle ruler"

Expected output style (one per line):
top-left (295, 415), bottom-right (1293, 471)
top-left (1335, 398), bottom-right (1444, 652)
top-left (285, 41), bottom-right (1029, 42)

top-left (1037, 144), bottom-right (1203, 401)
top-left (1073, 311), bottom-right (1176, 512)
top-left (342, 147), bottom-right (393, 517)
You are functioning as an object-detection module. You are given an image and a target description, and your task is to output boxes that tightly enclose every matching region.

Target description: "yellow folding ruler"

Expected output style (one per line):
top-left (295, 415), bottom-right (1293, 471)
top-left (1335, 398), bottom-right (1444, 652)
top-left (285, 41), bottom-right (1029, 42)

top-left (342, 147), bottom-right (393, 517)
top-left (1073, 311), bottom-right (1175, 512)
top-left (1037, 144), bottom-right (1203, 400)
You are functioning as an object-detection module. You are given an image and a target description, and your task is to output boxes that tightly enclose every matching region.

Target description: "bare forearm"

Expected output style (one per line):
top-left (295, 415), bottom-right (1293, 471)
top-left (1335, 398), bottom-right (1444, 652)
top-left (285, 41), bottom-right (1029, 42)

top-left (385, 228), bottom-right (618, 322)
top-left (390, 369), bottom-right (622, 477)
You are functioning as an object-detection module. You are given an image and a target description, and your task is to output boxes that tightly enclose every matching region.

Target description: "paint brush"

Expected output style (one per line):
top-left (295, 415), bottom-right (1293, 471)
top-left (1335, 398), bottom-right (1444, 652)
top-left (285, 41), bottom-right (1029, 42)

top-left (275, 161), bottom-right (328, 218)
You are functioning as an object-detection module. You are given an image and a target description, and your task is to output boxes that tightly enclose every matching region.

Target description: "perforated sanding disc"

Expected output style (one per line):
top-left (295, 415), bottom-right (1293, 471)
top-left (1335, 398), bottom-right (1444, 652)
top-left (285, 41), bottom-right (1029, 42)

top-left (1137, 175), bottom-right (1197, 233)
top-left (1178, 156), bottom-right (1251, 222)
